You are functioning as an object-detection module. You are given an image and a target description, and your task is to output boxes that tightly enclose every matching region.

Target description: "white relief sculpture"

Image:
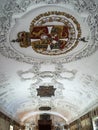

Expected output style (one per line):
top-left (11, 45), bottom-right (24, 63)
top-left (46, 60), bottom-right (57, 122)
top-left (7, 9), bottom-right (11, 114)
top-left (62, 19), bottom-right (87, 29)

top-left (0, 0), bottom-right (97, 64)
top-left (17, 64), bottom-right (77, 112)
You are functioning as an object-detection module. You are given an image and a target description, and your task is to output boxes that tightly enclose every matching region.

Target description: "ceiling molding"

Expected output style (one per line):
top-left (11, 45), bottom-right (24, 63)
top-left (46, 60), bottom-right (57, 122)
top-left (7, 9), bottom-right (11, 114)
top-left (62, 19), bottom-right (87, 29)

top-left (0, 0), bottom-right (98, 64)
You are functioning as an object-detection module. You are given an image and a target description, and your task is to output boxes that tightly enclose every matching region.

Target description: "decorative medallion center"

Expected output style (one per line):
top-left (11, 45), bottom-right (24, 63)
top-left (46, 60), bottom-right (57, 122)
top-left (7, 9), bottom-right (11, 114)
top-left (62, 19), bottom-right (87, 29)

top-left (12, 11), bottom-right (81, 55)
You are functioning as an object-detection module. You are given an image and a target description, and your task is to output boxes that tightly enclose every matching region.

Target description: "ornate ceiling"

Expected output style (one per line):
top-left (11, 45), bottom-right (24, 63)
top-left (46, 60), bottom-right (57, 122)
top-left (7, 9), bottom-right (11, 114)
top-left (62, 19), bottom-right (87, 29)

top-left (0, 0), bottom-right (98, 126)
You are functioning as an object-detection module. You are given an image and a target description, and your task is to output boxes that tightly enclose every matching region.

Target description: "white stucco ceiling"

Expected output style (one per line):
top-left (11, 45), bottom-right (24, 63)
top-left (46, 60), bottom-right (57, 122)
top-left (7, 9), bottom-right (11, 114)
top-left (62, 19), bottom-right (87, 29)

top-left (0, 0), bottom-right (98, 126)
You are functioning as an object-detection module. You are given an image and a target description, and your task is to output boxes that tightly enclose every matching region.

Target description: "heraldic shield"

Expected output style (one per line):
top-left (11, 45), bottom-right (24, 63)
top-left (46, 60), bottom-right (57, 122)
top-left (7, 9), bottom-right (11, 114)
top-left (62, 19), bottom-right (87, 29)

top-left (11, 11), bottom-right (81, 55)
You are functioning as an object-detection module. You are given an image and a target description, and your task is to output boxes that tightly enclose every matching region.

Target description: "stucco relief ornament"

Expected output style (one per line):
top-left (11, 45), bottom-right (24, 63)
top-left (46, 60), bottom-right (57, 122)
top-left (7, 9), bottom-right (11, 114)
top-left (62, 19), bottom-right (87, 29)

top-left (38, 98), bottom-right (56, 110)
top-left (18, 65), bottom-right (76, 100)
top-left (0, 0), bottom-right (98, 64)
top-left (18, 65), bottom-right (77, 82)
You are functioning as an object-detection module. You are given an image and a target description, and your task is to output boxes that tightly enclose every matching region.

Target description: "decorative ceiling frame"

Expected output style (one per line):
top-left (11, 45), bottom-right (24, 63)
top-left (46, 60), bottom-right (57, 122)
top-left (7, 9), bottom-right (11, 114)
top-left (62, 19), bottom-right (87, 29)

top-left (12, 11), bottom-right (81, 55)
top-left (0, 0), bottom-right (98, 64)
top-left (17, 63), bottom-right (77, 113)
top-left (36, 86), bottom-right (56, 97)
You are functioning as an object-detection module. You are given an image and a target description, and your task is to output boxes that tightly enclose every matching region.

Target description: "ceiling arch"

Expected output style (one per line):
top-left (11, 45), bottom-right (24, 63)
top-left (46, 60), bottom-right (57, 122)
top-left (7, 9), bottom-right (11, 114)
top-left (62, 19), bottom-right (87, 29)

top-left (20, 111), bottom-right (68, 124)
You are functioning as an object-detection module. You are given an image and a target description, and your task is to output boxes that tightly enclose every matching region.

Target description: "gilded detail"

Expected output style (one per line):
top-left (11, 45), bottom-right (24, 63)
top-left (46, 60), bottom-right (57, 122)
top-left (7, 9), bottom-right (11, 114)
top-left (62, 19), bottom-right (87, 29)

top-left (12, 11), bottom-right (81, 55)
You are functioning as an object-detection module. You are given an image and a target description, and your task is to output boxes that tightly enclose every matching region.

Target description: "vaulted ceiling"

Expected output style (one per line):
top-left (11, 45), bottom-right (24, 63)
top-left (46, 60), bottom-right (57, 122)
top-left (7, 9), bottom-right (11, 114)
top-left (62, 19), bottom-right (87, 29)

top-left (0, 0), bottom-right (98, 126)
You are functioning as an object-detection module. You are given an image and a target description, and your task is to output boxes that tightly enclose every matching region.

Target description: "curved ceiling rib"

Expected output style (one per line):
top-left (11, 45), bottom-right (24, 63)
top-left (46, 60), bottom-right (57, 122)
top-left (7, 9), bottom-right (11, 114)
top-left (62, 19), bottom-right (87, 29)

top-left (21, 111), bottom-right (68, 124)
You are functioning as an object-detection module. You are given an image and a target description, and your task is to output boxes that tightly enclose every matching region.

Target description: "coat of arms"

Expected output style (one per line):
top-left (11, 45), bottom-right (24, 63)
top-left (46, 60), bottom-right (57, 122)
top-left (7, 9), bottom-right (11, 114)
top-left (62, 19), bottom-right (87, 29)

top-left (12, 11), bottom-right (81, 55)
